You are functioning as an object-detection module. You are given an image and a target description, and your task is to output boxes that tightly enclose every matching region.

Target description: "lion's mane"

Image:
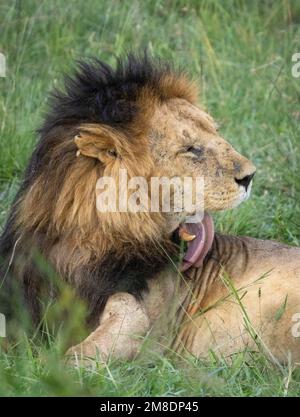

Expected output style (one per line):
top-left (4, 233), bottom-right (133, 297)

top-left (0, 55), bottom-right (196, 328)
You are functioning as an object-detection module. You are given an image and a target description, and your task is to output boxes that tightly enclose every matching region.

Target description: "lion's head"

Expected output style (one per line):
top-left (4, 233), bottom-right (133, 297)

top-left (17, 55), bottom-right (256, 258)
top-left (71, 57), bottom-right (255, 242)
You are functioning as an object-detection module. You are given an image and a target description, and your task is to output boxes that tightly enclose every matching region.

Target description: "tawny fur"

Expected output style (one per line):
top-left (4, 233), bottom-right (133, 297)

top-left (66, 93), bottom-right (300, 365)
top-left (2, 58), bottom-right (298, 364)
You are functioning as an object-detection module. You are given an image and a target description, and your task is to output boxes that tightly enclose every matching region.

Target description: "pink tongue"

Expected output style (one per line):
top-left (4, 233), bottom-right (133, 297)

top-left (180, 213), bottom-right (214, 272)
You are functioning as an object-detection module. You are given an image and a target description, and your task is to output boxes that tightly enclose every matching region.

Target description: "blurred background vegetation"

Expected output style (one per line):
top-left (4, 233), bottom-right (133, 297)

top-left (0, 0), bottom-right (300, 396)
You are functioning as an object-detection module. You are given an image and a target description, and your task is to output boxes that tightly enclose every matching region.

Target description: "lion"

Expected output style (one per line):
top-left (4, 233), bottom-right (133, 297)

top-left (0, 55), bottom-right (299, 365)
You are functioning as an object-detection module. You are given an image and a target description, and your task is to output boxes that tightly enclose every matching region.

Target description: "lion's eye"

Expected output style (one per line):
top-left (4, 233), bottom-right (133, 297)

top-left (186, 146), bottom-right (204, 157)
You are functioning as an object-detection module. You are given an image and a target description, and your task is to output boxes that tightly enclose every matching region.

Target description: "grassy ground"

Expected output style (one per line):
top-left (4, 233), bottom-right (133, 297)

top-left (0, 0), bottom-right (300, 396)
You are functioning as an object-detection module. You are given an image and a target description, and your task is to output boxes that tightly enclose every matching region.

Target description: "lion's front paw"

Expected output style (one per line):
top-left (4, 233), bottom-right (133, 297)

top-left (65, 292), bottom-right (151, 366)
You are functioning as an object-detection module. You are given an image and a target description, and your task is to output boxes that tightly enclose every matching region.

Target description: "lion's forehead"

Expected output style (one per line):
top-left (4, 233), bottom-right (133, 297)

top-left (149, 99), bottom-right (218, 146)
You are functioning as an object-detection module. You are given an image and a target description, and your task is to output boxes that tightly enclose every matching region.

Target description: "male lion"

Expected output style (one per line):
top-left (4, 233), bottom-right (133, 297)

top-left (0, 56), bottom-right (299, 364)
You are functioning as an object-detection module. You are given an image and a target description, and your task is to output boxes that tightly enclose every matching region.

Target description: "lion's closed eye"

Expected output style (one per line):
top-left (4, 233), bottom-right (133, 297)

top-left (185, 145), bottom-right (204, 158)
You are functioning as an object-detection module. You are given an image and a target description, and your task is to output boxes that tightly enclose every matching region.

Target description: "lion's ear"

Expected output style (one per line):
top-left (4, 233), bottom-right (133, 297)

top-left (74, 124), bottom-right (120, 163)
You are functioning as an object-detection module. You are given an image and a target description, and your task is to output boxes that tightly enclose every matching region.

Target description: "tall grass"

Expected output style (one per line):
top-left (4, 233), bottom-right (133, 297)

top-left (0, 0), bottom-right (300, 396)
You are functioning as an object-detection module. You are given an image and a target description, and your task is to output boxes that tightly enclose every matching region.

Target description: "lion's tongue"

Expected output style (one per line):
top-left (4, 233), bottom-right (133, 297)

top-left (180, 213), bottom-right (214, 272)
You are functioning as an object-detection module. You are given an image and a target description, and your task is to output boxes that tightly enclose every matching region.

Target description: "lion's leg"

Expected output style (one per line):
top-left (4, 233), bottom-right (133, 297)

top-left (66, 293), bottom-right (150, 364)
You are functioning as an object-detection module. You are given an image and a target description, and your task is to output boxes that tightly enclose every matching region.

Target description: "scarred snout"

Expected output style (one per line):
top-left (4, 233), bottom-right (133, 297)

top-left (204, 137), bottom-right (257, 210)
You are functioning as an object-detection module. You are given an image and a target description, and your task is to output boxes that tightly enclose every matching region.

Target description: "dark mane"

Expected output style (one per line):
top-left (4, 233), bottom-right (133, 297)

top-left (40, 54), bottom-right (172, 137)
top-left (0, 54), bottom-right (191, 332)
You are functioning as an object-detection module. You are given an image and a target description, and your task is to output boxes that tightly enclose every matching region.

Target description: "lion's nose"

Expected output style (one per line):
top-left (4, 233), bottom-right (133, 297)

top-left (235, 172), bottom-right (255, 191)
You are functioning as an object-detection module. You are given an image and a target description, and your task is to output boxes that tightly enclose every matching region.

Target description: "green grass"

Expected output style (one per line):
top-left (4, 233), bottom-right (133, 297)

top-left (0, 0), bottom-right (300, 396)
